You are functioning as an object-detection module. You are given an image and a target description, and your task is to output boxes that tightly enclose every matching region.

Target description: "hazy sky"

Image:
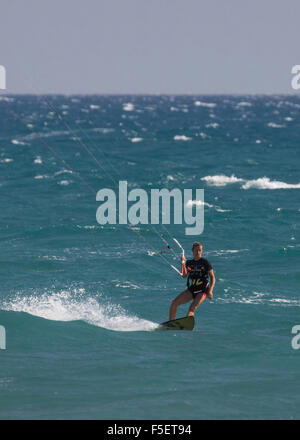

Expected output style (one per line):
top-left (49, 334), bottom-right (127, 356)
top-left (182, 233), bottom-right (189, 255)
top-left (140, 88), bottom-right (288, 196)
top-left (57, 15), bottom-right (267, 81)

top-left (0, 0), bottom-right (300, 94)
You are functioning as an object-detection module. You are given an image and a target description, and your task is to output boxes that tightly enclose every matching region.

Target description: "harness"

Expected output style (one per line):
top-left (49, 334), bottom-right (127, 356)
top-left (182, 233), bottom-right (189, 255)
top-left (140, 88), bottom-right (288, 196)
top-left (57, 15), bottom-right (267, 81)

top-left (186, 260), bottom-right (209, 292)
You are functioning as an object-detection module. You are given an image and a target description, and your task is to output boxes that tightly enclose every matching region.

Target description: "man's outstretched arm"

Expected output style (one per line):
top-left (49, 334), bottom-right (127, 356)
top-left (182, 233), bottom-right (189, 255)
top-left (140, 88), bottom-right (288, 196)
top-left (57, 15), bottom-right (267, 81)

top-left (208, 269), bottom-right (215, 299)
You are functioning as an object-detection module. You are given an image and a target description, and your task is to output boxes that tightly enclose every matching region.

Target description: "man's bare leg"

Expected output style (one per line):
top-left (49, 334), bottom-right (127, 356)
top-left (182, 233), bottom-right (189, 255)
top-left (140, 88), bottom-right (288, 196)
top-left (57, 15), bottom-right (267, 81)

top-left (187, 293), bottom-right (207, 317)
top-left (169, 289), bottom-right (193, 321)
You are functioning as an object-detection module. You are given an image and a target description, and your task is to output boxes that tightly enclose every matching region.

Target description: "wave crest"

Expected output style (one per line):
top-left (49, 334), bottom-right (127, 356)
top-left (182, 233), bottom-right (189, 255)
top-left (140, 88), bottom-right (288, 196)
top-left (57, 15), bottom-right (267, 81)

top-left (0, 289), bottom-right (158, 332)
top-left (201, 174), bottom-right (300, 190)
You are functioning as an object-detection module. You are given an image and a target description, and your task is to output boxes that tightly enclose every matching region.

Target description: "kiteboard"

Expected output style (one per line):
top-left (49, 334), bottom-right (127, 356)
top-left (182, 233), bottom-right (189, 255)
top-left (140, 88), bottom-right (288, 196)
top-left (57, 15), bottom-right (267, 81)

top-left (158, 316), bottom-right (194, 331)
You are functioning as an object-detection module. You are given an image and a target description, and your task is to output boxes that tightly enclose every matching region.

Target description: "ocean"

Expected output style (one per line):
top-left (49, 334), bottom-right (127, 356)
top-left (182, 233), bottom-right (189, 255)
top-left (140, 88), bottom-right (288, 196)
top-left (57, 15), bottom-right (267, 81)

top-left (0, 94), bottom-right (299, 420)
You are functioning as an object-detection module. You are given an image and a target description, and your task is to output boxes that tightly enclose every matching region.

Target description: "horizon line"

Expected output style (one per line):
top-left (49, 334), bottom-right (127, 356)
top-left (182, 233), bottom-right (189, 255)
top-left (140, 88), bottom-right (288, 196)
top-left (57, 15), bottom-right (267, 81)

top-left (1, 92), bottom-right (299, 97)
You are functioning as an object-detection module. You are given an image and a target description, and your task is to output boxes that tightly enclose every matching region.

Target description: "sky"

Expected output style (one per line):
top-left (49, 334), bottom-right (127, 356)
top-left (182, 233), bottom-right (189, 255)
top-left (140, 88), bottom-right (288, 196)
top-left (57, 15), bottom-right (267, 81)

top-left (0, 0), bottom-right (300, 94)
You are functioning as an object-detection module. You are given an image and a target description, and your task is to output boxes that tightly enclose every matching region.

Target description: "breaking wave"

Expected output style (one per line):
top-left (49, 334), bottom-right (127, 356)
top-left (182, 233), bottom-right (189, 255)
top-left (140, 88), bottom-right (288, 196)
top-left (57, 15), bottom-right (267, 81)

top-left (0, 289), bottom-right (158, 332)
top-left (201, 174), bottom-right (300, 190)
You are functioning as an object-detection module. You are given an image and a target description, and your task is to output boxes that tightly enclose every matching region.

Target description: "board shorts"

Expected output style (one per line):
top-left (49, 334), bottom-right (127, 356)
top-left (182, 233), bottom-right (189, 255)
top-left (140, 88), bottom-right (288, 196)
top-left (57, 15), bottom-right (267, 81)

top-left (188, 283), bottom-right (209, 299)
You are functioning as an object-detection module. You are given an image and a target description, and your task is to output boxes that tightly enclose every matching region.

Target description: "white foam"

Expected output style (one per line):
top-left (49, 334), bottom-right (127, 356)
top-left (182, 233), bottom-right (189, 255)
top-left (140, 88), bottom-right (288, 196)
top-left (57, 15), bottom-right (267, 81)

top-left (217, 292), bottom-right (300, 307)
top-left (123, 103), bottom-right (134, 112)
top-left (242, 177), bottom-right (300, 190)
top-left (201, 174), bottom-right (244, 186)
top-left (113, 280), bottom-right (141, 290)
top-left (215, 207), bottom-right (231, 213)
top-left (11, 139), bottom-right (26, 146)
top-left (34, 174), bottom-right (49, 180)
top-left (186, 200), bottom-right (213, 208)
top-left (196, 132), bottom-right (209, 139)
top-left (209, 249), bottom-right (248, 257)
top-left (76, 225), bottom-right (100, 230)
top-left (186, 199), bottom-right (231, 213)
top-left (237, 101), bottom-right (252, 107)
top-left (92, 127), bottom-right (115, 134)
top-left (201, 174), bottom-right (300, 190)
top-left (34, 156), bottom-right (42, 164)
top-left (0, 96), bottom-right (14, 102)
top-left (41, 255), bottom-right (67, 261)
top-left (174, 135), bottom-right (192, 141)
top-left (267, 122), bottom-right (285, 128)
top-left (0, 289), bottom-right (158, 332)
top-left (131, 137), bottom-right (143, 143)
top-left (205, 123), bottom-right (219, 128)
top-left (54, 169), bottom-right (73, 176)
top-left (58, 180), bottom-right (71, 186)
top-left (194, 101), bottom-right (216, 108)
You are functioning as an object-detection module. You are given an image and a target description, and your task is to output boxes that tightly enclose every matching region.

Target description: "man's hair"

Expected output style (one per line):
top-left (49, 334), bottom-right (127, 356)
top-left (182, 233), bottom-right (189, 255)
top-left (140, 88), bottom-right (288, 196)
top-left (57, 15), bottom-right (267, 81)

top-left (192, 242), bottom-right (203, 250)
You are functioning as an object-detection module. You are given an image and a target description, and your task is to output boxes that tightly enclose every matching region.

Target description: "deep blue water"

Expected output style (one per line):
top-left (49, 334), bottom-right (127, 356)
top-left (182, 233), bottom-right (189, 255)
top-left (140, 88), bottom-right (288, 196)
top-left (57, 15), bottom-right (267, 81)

top-left (0, 95), bottom-right (299, 419)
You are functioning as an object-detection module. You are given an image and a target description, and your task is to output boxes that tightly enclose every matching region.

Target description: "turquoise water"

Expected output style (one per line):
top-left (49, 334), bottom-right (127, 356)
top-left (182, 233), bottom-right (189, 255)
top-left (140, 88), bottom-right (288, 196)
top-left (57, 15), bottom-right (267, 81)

top-left (0, 95), bottom-right (299, 419)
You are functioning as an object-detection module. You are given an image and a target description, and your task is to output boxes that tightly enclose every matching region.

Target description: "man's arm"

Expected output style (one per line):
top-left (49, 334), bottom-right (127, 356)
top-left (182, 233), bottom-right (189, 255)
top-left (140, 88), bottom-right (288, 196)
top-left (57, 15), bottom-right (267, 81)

top-left (181, 256), bottom-right (188, 278)
top-left (208, 269), bottom-right (215, 299)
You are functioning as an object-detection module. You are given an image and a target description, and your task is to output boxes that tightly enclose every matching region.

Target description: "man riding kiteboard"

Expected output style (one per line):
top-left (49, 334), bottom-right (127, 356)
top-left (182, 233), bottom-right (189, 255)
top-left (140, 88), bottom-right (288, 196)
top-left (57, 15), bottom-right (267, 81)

top-left (169, 242), bottom-right (215, 321)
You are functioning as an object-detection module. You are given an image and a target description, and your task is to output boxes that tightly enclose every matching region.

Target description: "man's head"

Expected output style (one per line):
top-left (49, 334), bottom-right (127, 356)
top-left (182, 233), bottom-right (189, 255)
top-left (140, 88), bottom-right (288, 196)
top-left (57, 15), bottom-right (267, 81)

top-left (192, 242), bottom-right (203, 259)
